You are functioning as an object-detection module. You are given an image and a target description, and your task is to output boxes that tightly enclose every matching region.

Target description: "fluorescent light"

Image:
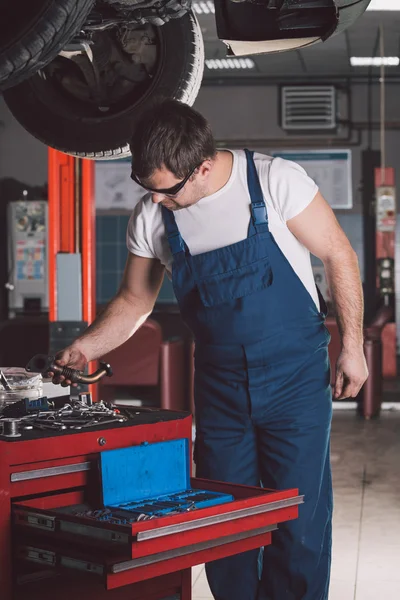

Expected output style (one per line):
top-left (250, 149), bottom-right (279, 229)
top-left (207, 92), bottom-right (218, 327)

top-left (367, 0), bottom-right (399, 10)
top-left (206, 58), bottom-right (256, 70)
top-left (193, 1), bottom-right (215, 14)
top-left (350, 56), bottom-right (400, 66)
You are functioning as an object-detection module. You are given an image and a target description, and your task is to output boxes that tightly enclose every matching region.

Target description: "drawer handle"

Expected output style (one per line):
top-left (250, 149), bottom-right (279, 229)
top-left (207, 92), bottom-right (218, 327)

top-left (11, 461), bottom-right (91, 482)
top-left (137, 495), bottom-right (304, 541)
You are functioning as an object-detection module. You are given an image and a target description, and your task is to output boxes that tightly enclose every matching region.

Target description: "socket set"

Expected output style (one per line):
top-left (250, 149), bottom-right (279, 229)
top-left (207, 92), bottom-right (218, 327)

top-left (70, 490), bottom-right (233, 524)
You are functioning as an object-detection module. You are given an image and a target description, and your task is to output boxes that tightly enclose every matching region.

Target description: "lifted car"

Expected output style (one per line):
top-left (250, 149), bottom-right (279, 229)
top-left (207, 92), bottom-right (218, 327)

top-left (0, 0), bottom-right (371, 158)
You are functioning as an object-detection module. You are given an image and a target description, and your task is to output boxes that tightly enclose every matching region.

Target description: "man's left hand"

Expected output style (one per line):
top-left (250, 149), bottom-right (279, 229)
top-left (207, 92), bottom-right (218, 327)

top-left (334, 347), bottom-right (369, 399)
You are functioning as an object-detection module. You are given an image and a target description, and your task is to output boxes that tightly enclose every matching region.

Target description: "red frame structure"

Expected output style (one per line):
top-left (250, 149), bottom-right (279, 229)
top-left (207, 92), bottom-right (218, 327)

top-left (375, 167), bottom-right (397, 378)
top-left (48, 149), bottom-right (97, 395)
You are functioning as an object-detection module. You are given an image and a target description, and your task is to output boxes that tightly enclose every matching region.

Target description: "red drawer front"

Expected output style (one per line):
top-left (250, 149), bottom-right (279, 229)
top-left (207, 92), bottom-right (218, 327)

top-left (127, 479), bottom-right (301, 559)
top-left (107, 526), bottom-right (274, 589)
top-left (14, 569), bottom-right (186, 600)
top-left (15, 525), bottom-right (275, 590)
top-left (9, 456), bottom-right (96, 498)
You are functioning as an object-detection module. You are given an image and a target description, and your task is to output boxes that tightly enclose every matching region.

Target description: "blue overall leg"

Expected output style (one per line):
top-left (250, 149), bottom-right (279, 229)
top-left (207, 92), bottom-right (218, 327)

top-left (252, 343), bottom-right (333, 600)
top-left (194, 347), bottom-right (262, 600)
top-left (194, 340), bottom-right (332, 600)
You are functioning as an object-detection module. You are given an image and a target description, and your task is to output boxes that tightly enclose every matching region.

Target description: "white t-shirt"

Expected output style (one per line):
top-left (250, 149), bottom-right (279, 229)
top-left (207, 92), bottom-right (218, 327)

top-left (127, 150), bottom-right (320, 308)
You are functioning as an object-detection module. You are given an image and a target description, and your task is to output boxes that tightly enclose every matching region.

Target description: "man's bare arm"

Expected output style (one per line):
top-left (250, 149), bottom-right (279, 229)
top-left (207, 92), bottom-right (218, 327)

top-left (51, 253), bottom-right (164, 385)
top-left (287, 191), bottom-right (368, 399)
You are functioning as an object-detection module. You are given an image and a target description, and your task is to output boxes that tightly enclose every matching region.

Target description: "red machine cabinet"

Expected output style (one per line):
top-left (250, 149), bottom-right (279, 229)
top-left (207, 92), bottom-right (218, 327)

top-left (0, 412), bottom-right (302, 600)
top-left (375, 167), bottom-right (397, 378)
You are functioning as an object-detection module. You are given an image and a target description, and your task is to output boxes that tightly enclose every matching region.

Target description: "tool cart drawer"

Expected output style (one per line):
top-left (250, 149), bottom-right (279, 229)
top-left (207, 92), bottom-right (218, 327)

top-left (13, 439), bottom-right (303, 589)
top-left (14, 478), bottom-right (303, 558)
top-left (15, 523), bottom-right (277, 590)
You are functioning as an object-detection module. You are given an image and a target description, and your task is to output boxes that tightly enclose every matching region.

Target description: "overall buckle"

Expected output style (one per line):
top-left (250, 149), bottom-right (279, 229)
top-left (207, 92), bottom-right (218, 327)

top-left (252, 201), bottom-right (267, 225)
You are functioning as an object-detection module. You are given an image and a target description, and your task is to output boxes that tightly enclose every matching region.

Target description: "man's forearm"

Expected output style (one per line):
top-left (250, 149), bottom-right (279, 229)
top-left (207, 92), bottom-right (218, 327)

top-left (72, 292), bottom-right (151, 362)
top-left (324, 249), bottom-right (364, 349)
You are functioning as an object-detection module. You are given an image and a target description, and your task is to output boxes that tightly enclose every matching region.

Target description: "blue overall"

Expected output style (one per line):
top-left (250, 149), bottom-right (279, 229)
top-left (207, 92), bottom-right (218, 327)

top-left (161, 150), bottom-right (333, 600)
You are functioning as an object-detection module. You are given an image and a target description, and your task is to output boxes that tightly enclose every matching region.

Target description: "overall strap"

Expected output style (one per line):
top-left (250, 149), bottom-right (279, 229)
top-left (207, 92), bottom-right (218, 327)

top-left (161, 205), bottom-right (187, 256)
top-left (244, 149), bottom-right (270, 234)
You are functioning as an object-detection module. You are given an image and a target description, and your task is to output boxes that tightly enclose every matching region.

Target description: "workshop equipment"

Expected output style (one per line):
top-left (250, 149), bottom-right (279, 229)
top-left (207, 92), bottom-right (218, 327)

top-left (26, 353), bottom-right (113, 385)
top-left (48, 439), bottom-right (235, 527)
top-left (0, 367), bottom-right (44, 409)
top-left (1, 395), bottom-right (52, 418)
top-left (48, 149), bottom-right (97, 398)
top-left (375, 167), bottom-right (397, 378)
top-left (0, 370), bottom-right (12, 391)
top-left (0, 392), bottom-right (126, 432)
top-left (6, 200), bottom-right (48, 317)
top-left (0, 400), bottom-right (303, 600)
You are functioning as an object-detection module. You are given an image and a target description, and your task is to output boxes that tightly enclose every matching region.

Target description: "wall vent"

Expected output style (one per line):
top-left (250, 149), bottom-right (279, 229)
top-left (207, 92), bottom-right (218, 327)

top-left (281, 86), bottom-right (336, 131)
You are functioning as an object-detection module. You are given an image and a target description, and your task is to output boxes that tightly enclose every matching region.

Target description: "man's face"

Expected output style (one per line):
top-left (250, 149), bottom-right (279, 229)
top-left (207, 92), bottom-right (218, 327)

top-left (142, 163), bottom-right (211, 211)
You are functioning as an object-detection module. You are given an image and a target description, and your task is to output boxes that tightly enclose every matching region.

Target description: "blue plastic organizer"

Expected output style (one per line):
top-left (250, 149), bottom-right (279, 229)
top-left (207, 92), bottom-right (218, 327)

top-left (99, 439), bottom-right (234, 519)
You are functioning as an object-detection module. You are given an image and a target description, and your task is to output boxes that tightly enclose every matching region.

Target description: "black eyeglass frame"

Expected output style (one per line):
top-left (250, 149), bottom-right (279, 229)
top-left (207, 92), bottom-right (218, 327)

top-left (130, 163), bottom-right (202, 197)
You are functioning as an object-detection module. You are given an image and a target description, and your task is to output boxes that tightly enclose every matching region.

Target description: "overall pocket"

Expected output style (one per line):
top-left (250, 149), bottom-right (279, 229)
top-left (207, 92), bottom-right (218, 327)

top-left (196, 256), bottom-right (273, 308)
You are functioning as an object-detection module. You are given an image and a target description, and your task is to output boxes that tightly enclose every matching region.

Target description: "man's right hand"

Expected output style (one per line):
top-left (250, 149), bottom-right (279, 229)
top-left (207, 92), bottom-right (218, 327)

top-left (47, 345), bottom-right (88, 387)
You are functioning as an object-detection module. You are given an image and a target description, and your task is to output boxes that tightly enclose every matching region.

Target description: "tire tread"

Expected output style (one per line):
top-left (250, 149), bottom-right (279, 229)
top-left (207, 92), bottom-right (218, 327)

top-left (0, 0), bottom-right (95, 90)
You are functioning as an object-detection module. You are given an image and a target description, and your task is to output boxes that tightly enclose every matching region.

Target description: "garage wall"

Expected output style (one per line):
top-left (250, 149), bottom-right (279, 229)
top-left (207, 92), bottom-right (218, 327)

top-left (0, 97), bottom-right (47, 186)
top-left (194, 83), bottom-right (400, 216)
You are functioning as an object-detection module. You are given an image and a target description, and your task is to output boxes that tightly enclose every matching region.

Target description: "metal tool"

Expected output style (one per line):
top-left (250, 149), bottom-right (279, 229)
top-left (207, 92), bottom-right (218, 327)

top-left (79, 392), bottom-right (93, 406)
top-left (81, 417), bottom-right (125, 428)
top-left (0, 395), bottom-right (127, 436)
top-left (25, 355), bottom-right (113, 385)
top-left (33, 422), bottom-right (68, 431)
top-left (1, 418), bottom-right (21, 437)
top-left (0, 370), bottom-right (12, 391)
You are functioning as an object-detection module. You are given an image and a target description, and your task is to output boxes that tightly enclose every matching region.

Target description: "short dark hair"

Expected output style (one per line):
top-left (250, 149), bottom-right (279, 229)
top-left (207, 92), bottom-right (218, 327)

top-left (130, 98), bottom-right (217, 180)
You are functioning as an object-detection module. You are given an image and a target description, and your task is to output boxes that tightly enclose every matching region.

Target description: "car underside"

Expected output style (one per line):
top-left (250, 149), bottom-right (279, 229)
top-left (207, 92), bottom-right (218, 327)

top-left (0, 0), bottom-right (371, 157)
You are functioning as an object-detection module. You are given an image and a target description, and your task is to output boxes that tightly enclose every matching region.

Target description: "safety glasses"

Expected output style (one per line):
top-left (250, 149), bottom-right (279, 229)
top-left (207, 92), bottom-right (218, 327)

top-left (130, 163), bottom-right (202, 198)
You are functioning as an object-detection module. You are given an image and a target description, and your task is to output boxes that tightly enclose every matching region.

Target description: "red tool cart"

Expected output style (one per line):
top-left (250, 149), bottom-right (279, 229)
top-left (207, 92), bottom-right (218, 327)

top-left (0, 407), bottom-right (303, 600)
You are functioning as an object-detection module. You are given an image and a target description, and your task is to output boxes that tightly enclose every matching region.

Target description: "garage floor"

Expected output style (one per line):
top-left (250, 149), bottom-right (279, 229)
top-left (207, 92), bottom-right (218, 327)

top-left (191, 410), bottom-right (400, 600)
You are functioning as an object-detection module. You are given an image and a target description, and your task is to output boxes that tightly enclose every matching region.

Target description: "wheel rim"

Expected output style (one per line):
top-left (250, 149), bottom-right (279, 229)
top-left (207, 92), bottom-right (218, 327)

top-left (30, 23), bottom-right (165, 121)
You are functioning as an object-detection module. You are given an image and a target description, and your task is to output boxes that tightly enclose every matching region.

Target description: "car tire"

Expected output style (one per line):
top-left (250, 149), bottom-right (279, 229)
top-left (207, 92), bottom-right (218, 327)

top-left (0, 0), bottom-right (95, 91)
top-left (3, 12), bottom-right (204, 159)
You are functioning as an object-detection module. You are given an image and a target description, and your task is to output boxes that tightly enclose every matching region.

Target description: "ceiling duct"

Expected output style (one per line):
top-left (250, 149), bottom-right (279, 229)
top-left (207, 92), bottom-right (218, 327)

top-left (281, 85), bottom-right (336, 131)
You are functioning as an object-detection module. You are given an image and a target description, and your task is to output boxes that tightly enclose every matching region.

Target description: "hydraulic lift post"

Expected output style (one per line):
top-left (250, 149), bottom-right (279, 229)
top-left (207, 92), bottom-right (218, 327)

top-left (48, 149), bottom-right (98, 398)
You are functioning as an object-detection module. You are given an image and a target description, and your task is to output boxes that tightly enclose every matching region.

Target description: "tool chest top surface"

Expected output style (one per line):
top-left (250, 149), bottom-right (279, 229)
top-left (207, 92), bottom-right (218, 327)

top-left (0, 408), bottom-right (189, 442)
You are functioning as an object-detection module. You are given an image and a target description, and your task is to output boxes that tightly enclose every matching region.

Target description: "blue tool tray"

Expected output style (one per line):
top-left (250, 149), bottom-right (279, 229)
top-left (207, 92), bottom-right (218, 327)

top-left (100, 439), bottom-right (234, 518)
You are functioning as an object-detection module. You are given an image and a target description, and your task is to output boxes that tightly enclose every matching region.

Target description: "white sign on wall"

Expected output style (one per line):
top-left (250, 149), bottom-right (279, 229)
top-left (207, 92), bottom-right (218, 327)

top-left (272, 150), bottom-right (353, 209)
top-left (95, 159), bottom-right (145, 211)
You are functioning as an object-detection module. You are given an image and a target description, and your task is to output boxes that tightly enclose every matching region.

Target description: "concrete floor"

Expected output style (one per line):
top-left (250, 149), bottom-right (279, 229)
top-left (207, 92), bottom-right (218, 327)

top-left (191, 410), bottom-right (400, 599)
